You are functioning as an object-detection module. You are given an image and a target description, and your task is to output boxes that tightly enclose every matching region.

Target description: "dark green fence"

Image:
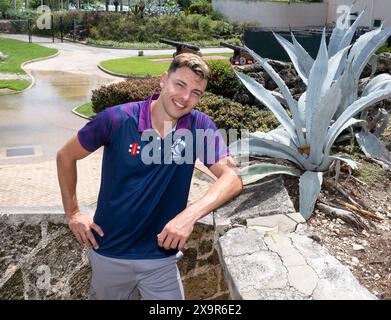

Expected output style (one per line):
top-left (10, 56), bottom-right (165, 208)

top-left (244, 27), bottom-right (391, 61)
top-left (244, 28), bottom-right (330, 61)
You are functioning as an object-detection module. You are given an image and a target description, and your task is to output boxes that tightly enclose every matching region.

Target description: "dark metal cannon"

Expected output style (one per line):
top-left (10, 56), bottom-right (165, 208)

top-left (159, 38), bottom-right (202, 57)
top-left (220, 42), bottom-right (253, 65)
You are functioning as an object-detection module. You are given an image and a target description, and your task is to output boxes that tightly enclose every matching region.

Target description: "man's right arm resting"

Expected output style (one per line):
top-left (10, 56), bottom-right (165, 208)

top-left (56, 135), bottom-right (104, 249)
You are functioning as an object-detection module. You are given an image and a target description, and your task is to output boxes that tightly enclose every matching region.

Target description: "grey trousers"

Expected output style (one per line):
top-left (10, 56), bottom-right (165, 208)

top-left (88, 250), bottom-right (185, 300)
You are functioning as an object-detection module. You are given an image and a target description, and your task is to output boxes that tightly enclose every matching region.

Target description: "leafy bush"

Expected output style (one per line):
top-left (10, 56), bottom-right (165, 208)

top-left (189, 1), bottom-right (212, 15)
top-left (91, 77), bottom-right (161, 114)
top-left (209, 10), bottom-right (224, 21)
top-left (43, 10), bottom-right (243, 43)
top-left (206, 60), bottom-right (248, 99)
top-left (195, 93), bottom-right (278, 133)
top-left (377, 46), bottom-right (391, 54)
top-left (177, 0), bottom-right (192, 11)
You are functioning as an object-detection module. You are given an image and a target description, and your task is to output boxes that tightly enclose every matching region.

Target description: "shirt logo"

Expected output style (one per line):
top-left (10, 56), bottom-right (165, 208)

top-left (171, 138), bottom-right (186, 161)
top-left (129, 142), bottom-right (141, 156)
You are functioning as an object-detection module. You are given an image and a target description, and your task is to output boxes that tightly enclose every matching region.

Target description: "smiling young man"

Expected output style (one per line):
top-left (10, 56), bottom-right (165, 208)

top-left (56, 53), bottom-right (243, 300)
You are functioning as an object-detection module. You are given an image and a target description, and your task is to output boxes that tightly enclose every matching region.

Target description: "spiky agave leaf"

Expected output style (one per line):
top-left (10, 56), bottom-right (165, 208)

top-left (244, 45), bottom-right (306, 146)
top-left (299, 171), bottom-right (323, 220)
top-left (334, 61), bottom-right (357, 118)
top-left (328, 10), bottom-right (365, 57)
top-left (229, 137), bottom-right (306, 170)
top-left (291, 32), bottom-right (314, 78)
top-left (318, 118), bottom-right (366, 171)
top-left (250, 131), bottom-right (317, 170)
top-left (308, 82), bottom-right (342, 166)
top-left (234, 71), bottom-right (299, 146)
top-left (305, 29), bottom-right (328, 144)
top-left (273, 32), bottom-right (313, 84)
top-left (327, 89), bottom-right (391, 146)
top-left (349, 26), bottom-right (391, 82)
top-left (355, 130), bottom-right (391, 167)
top-left (362, 74), bottom-right (391, 97)
top-left (328, 154), bottom-right (359, 170)
top-left (239, 163), bottom-right (301, 185)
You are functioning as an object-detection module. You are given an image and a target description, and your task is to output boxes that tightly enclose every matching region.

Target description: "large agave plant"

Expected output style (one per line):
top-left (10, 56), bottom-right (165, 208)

top-left (271, 10), bottom-right (391, 166)
top-left (230, 20), bottom-right (391, 220)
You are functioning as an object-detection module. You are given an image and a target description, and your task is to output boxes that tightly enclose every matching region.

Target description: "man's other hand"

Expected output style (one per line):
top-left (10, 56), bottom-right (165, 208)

top-left (67, 212), bottom-right (104, 250)
top-left (157, 210), bottom-right (195, 251)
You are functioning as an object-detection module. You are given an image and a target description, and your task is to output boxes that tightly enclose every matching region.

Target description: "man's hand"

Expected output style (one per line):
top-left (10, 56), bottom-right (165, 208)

top-left (67, 212), bottom-right (104, 250)
top-left (157, 210), bottom-right (195, 251)
top-left (158, 156), bottom-right (242, 252)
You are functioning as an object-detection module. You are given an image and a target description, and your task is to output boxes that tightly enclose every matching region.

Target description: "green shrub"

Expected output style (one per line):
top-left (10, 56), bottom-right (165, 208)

top-left (209, 10), bottom-right (224, 21)
top-left (195, 93), bottom-right (278, 133)
top-left (177, 0), bottom-right (193, 11)
top-left (46, 10), bottom-right (243, 43)
top-left (91, 77), bottom-right (161, 114)
top-left (377, 46), bottom-right (391, 54)
top-left (189, 1), bottom-right (212, 15)
top-left (206, 60), bottom-right (247, 98)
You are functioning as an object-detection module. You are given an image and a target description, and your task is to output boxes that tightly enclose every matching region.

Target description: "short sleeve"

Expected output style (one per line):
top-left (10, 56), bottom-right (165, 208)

top-left (77, 107), bottom-right (122, 152)
top-left (195, 112), bottom-right (230, 168)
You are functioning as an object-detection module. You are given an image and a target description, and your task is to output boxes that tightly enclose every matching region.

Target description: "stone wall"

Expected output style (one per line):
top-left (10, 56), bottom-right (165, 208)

top-left (0, 213), bottom-right (228, 300)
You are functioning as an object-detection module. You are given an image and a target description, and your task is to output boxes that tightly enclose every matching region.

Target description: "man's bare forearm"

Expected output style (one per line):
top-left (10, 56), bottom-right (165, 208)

top-left (186, 171), bottom-right (243, 224)
top-left (56, 152), bottom-right (80, 220)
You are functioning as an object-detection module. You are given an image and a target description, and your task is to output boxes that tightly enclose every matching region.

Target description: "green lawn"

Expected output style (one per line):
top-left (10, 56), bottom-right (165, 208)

top-left (100, 53), bottom-right (231, 77)
top-left (0, 79), bottom-right (30, 91)
top-left (0, 38), bottom-right (58, 93)
top-left (74, 101), bottom-right (95, 119)
top-left (0, 38), bottom-right (58, 74)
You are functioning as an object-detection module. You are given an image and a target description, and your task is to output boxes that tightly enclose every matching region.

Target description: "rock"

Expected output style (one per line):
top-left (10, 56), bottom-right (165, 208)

top-left (361, 229), bottom-right (370, 237)
top-left (377, 53), bottom-right (391, 74)
top-left (352, 244), bottom-right (365, 251)
top-left (359, 240), bottom-right (369, 246)
top-left (0, 52), bottom-right (8, 61)
top-left (351, 257), bottom-right (360, 266)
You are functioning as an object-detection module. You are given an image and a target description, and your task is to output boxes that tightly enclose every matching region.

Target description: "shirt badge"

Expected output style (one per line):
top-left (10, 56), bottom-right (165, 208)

top-left (171, 138), bottom-right (186, 161)
top-left (129, 142), bottom-right (141, 156)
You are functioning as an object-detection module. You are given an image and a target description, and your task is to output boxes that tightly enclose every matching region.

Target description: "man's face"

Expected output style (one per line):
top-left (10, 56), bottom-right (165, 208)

top-left (159, 67), bottom-right (208, 120)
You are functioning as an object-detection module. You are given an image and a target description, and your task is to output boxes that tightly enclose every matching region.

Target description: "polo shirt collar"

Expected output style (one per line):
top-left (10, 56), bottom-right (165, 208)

top-left (138, 94), bottom-right (192, 132)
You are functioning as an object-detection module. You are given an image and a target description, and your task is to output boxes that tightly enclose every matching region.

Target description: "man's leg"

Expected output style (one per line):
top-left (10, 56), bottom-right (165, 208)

top-left (88, 250), bottom-right (138, 300)
top-left (135, 253), bottom-right (185, 300)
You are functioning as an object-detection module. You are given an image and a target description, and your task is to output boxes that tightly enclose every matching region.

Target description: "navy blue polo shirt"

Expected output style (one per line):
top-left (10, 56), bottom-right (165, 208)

top-left (77, 94), bottom-right (229, 259)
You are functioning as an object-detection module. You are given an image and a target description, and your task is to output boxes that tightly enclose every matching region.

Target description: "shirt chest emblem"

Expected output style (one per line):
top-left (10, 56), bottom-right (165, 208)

top-left (129, 142), bottom-right (141, 156)
top-left (171, 138), bottom-right (186, 161)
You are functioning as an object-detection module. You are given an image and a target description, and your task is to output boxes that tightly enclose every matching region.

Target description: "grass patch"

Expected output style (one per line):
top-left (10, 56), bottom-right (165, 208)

top-left (0, 79), bottom-right (30, 91)
top-left (377, 46), bottom-right (391, 54)
top-left (0, 38), bottom-right (58, 74)
top-left (74, 101), bottom-right (95, 119)
top-left (100, 53), bottom-right (231, 77)
top-left (354, 160), bottom-right (391, 185)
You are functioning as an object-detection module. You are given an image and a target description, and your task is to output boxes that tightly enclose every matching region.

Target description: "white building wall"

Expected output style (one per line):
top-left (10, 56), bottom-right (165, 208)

top-left (212, 0), bottom-right (391, 28)
top-left (325, 0), bottom-right (391, 27)
top-left (212, 0), bottom-right (326, 29)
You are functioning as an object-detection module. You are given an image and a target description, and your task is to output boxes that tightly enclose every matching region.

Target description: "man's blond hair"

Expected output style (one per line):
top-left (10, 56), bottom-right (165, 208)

top-left (168, 53), bottom-right (210, 81)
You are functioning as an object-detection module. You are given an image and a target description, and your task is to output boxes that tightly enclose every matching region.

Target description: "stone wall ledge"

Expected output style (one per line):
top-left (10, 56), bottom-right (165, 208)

top-left (214, 176), bottom-right (377, 300)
